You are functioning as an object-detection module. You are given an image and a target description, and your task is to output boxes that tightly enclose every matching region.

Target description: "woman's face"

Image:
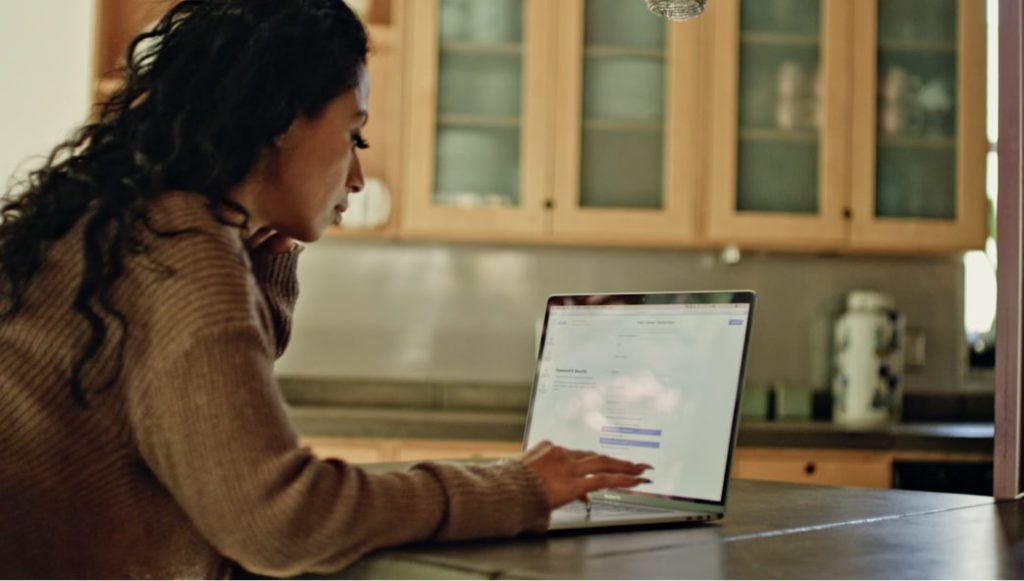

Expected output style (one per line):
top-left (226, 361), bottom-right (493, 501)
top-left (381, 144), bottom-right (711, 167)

top-left (249, 67), bottom-right (369, 242)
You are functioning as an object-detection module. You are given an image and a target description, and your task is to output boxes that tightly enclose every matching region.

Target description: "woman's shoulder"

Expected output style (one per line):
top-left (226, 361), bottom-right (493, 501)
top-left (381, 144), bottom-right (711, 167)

top-left (140, 190), bottom-right (249, 268)
top-left (125, 191), bottom-right (263, 327)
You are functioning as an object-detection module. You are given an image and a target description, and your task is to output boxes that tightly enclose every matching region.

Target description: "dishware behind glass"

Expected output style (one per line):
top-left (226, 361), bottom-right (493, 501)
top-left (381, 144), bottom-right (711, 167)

top-left (916, 78), bottom-right (954, 136)
top-left (880, 67), bottom-right (924, 136)
top-left (774, 61), bottom-right (814, 130)
top-left (644, 0), bottom-right (706, 21)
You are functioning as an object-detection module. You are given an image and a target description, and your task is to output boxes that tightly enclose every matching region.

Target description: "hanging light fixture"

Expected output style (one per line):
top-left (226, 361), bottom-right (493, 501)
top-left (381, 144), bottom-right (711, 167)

top-left (644, 0), bottom-right (707, 21)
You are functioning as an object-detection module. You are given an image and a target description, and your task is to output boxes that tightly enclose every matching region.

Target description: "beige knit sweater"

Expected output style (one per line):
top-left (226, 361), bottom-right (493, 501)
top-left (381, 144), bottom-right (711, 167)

top-left (0, 191), bottom-right (549, 579)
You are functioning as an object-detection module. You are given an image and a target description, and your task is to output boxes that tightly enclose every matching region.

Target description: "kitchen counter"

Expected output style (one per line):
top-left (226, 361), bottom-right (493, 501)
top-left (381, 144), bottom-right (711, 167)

top-left (736, 420), bottom-right (993, 454)
top-left (299, 471), bottom-right (1016, 579)
top-left (288, 403), bottom-right (993, 455)
top-left (281, 378), bottom-right (994, 455)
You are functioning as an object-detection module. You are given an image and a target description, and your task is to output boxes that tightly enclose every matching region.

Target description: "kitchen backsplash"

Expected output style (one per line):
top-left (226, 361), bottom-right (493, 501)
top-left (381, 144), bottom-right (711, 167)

top-left (275, 238), bottom-right (970, 392)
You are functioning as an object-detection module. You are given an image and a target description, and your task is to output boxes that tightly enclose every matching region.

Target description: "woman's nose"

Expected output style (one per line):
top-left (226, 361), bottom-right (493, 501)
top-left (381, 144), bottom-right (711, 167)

top-left (347, 154), bottom-right (365, 193)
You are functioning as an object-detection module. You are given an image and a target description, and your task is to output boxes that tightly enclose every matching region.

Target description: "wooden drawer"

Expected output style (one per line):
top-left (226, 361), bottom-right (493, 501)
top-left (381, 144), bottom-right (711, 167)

top-left (300, 437), bottom-right (522, 464)
top-left (393, 441), bottom-right (521, 462)
top-left (301, 437), bottom-right (391, 464)
top-left (734, 448), bottom-right (893, 489)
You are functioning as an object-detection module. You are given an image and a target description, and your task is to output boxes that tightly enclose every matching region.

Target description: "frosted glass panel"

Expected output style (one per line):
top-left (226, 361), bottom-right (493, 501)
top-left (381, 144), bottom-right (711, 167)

top-left (874, 0), bottom-right (957, 219)
top-left (577, 0), bottom-right (667, 210)
top-left (439, 0), bottom-right (522, 44)
top-left (438, 52), bottom-right (521, 118)
top-left (434, 0), bottom-right (524, 207)
top-left (434, 126), bottom-right (520, 207)
top-left (736, 0), bottom-right (821, 214)
top-left (580, 129), bottom-right (662, 209)
top-left (876, 146), bottom-right (956, 218)
top-left (878, 0), bottom-right (956, 45)
top-left (585, 0), bottom-right (665, 49)
top-left (741, 0), bottom-right (820, 35)
top-left (737, 140), bottom-right (818, 213)
top-left (582, 56), bottom-right (665, 122)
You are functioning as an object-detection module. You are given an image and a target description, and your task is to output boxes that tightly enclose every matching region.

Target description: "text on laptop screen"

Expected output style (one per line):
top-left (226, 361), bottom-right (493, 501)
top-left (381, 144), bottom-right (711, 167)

top-left (525, 302), bottom-right (749, 503)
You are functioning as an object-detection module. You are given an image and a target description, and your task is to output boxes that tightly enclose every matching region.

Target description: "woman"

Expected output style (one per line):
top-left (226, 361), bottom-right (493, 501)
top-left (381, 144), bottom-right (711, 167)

top-left (0, 0), bottom-right (649, 578)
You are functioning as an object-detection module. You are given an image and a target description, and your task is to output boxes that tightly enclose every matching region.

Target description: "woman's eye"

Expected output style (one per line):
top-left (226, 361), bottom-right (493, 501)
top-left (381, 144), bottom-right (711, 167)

top-left (353, 132), bottom-right (370, 150)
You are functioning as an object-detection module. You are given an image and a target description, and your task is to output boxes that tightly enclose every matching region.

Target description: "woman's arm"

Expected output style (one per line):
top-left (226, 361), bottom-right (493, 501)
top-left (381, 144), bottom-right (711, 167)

top-left (126, 323), bottom-right (550, 578)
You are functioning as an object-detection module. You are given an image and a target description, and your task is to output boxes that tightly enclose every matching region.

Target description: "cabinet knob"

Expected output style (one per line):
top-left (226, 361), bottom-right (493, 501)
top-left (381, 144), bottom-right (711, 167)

top-left (544, 199), bottom-right (555, 210)
top-left (842, 208), bottom-right (852, 219)
top-left (804, 462), bottom-right (817, 476)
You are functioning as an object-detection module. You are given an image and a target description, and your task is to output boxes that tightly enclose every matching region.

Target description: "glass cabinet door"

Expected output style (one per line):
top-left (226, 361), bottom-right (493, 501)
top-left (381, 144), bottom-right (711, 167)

top-left (706, 0), bottom-right (849, 248)
top-left (550, 0), bottom-right (701, 242)
top-left (434, 0), bottom-right (523, 208)
top-left (736, 0), bottom-right (821, 214)
top-left (850, 0), bottom-right (986, 251)
top-left (400, 0), bottom-right (551, 238)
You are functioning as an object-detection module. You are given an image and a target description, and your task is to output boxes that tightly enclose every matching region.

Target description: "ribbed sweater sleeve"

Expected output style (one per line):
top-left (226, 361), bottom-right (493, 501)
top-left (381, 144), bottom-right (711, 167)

top-left (127, 320), bottom-right (548, 577)
top-left (248, 245), bottom-right (301, 358)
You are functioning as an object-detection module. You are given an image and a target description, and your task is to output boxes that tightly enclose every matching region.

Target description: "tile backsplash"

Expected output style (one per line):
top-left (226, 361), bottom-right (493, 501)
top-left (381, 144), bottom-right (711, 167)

top-left (275, 238), bottom-right (970, 392)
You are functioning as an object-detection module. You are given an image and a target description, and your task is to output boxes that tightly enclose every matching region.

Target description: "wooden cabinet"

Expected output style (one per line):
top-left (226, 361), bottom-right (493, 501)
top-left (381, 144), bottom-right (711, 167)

top-left (705, 0), bottom-right (986, 253)
top-left (398, 0), bottom-right (703, 245)
top-left (94, 0), bottom-right (987, 254)
top-left (398, 0), bottom-right (987, 254)
top-left (848, 0), bottom-right (987, 252)
top-left (393, 439), bottom-right (522, 462)
top-left (733, 447), bottom-right (893, 488)
top-left (398, 0), bottom-right (550, 241)
top-left (300, 436), bottom-right (521, 463)
top-left (705, 0), bottom-right (852, 250)
top-left (301, 436), bottom-right (393, 464)
top-left (302, 436), bottom-right (992, 493)
top-left (548, 0), bottom-right (702, 245)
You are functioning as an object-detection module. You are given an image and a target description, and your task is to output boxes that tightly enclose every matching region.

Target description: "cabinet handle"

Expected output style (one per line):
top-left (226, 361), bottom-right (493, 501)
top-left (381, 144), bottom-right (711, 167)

top-left (804, 462), bottom-right (817, 476)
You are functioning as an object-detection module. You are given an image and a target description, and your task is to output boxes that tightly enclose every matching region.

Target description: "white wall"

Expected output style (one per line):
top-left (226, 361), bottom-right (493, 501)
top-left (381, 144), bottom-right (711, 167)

top-left (0, 1), bottom-right (94, 191)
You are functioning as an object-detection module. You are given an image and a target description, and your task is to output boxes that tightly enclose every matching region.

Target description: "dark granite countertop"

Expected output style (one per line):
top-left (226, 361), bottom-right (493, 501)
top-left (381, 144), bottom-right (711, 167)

top-left (735, 420), bottom-right (993, 454)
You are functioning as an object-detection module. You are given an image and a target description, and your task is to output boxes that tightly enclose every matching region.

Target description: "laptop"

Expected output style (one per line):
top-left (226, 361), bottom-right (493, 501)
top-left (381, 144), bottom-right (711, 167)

top-left (522, 290), bottom-right (756, 531)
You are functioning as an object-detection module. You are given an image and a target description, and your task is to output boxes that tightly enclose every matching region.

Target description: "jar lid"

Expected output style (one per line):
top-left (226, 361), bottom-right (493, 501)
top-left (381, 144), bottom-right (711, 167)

top-left (847, 290), bottom-right (895, 312)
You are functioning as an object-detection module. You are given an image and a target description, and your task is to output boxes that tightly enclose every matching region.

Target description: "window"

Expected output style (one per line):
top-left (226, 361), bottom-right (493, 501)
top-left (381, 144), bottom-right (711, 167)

top-left (962, 0), bottom-right (999, 369)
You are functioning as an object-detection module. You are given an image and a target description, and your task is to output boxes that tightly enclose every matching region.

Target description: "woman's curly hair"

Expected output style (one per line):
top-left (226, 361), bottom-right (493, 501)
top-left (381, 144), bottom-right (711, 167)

top-left (0, 0), bottom-right (368, 406)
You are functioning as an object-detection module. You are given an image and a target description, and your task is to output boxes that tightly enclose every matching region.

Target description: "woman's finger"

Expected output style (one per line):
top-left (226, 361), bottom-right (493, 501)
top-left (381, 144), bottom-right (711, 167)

top-left (571, 455), bottom-right (650, 478)
top-left (577, 474), bottom-right (652, 496)
top-left (245, 227), bottom-right (274, 250)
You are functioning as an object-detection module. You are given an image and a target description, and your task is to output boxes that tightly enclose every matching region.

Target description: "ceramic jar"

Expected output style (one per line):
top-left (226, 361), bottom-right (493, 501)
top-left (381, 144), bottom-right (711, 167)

top-left (832, 290), bottom-right (906, 426)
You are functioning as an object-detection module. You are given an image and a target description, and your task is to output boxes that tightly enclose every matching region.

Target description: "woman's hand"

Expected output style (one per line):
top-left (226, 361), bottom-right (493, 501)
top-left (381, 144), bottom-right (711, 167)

top-left (522, 440), bottom-right (652, 509)
top-left (246, 227), bottom-right (296, 254)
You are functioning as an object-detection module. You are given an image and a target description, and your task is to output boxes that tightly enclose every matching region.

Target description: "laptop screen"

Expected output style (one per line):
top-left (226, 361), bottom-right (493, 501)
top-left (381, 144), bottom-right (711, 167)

top-left (523, 292), bottom-right (754, 505)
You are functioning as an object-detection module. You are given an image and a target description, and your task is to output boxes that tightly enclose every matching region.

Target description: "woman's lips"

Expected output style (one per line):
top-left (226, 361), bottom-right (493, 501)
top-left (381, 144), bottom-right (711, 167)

top-left (331, 204), bottom-right (346, 226)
